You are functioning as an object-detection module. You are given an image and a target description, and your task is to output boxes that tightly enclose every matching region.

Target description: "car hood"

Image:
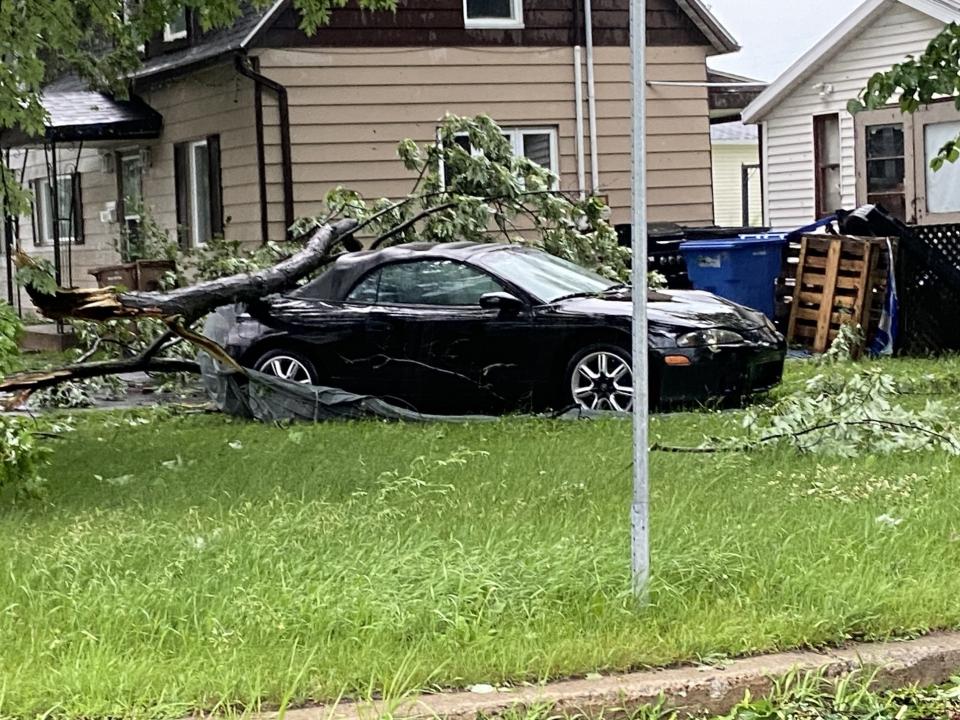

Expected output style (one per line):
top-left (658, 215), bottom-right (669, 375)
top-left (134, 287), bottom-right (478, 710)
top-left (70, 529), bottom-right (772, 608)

top-left (546, 289), bottom-right (767, 331)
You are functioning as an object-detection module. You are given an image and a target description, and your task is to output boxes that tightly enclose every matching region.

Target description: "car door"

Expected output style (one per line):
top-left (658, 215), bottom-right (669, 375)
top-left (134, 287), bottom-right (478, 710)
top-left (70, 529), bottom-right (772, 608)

top-left (347, 259), bottom-right (536, 414)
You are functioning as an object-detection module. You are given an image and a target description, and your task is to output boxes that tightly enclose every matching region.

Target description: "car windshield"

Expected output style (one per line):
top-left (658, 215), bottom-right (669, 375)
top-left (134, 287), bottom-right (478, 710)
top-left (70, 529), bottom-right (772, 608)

top-left (479, 248), bottom-right (619, 303)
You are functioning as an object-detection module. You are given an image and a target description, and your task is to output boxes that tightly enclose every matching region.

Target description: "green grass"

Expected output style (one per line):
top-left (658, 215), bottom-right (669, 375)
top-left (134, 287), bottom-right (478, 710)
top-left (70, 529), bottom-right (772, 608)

top-left (2, 358), bottom-right (960, 719)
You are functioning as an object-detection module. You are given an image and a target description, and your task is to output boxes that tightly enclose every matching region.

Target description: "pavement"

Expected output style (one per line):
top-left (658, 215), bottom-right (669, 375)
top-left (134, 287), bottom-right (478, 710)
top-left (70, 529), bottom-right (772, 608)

top-left (251, 632), bottom-right (960, 720)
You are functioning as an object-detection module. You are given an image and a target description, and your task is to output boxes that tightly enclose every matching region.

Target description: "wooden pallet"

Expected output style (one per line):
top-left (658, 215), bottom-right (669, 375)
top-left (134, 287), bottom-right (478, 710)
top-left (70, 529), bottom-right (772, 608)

top-left (786, 235), bottom-right (890, 353)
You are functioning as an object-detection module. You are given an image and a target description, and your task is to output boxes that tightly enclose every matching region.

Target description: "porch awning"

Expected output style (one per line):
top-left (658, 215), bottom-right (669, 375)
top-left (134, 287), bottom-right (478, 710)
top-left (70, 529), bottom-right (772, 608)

top-left (0, 91), bottom-right (163, 148)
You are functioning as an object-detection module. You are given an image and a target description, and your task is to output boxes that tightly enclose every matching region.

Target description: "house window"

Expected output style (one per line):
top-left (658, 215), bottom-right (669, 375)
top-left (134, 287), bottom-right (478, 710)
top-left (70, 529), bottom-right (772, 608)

top-left (923, 120), bottom-right (960, 215)
top-left (441, 126), bottom-right (558, 190)
top-left (864, 123), bottom-right (907, 221)
top-left (119, 152), bottom-right (143, 227)
top-left (463, 0), bottom-right (523, 28)
top-left (32, 175), bottom-right (82, 245)
top-left (174, 136), bottom-right (223, 248)
top-left (163, 8), bottom-right (188, 41)
top-left (814, 114), bottom-right (842, 218)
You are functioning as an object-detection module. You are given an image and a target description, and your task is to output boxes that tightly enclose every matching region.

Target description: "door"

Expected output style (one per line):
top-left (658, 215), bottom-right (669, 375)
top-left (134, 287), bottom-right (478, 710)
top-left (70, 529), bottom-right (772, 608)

top-left (854, 108), bottom-right (915, 223)
top-left (343, 259), bottom-right (534, 413)
top-left (117, 151), bottom-right (144, 259)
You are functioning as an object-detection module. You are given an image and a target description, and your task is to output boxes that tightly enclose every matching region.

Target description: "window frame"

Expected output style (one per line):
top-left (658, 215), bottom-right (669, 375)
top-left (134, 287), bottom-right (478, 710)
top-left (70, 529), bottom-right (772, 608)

top-left (854, 106), bottom-right (915, 224)
top-left (32, 174), bottom-right (80, 246)
top-left (912, 100), bottom-right (960, 225)
top-left (439, 125), bottom-right (559, 191)
top-left (813, 113), bottom-right (842, 219)
top-left (345, 259), bottom-right (509, 308)
top-left (174, 136), bottom-right (223, 249)
top-left (163, 8), bottom-right (188, 41)
top-left (188, 139), bottom-right (210, 247)
top-left (463, 0), bottom-right (524, 29)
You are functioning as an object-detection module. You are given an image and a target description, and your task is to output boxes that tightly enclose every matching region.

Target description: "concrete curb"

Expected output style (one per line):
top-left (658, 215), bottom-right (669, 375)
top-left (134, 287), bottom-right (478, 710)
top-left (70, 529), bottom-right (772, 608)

top-left (264, 632), bottom-right (960, 720)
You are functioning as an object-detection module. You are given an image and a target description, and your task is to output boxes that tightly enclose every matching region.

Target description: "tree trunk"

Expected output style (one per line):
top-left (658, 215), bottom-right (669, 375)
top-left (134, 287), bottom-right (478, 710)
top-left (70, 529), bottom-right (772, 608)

top-left (1, 220), bottom-right (357, 397)
top-left (15, 220), bottom-right (358, 322)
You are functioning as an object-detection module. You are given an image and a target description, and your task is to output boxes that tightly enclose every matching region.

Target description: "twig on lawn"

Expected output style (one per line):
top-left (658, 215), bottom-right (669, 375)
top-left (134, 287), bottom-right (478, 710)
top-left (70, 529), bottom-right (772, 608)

top-left (650, 418), bottom-right (960, 454)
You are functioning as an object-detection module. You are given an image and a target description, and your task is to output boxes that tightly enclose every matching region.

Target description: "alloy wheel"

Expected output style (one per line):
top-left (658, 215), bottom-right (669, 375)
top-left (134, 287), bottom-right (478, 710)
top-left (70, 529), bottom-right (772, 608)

top-left (258, 355), bottom-right (314, 384)
top-left (570, 350), bottom-right (634, 412)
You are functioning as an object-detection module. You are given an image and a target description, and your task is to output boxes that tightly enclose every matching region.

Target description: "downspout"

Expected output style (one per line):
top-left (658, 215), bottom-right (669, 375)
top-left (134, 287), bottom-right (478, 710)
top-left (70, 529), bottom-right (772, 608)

top-left (584, 0), bottom-right (600, 194)
top-left (574, 46), bottom-right (586, 199)
top-left (235, 54), bottom-right (294, 241)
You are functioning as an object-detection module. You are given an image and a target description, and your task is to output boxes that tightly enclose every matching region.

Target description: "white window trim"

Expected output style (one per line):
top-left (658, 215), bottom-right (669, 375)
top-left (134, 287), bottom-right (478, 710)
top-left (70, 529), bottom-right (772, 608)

top-left (509, 127), bottom-right (559, 189)
top-left (188, 139), bottom-right (208, 247)
top-left (163, 10), bottom-right (187, 41)
top-left (463, 0), bottom-right (524, 29)
top-left (440, 126), bottom-right (560, 191)
top-left (34, 175), bottom-right (77, 246)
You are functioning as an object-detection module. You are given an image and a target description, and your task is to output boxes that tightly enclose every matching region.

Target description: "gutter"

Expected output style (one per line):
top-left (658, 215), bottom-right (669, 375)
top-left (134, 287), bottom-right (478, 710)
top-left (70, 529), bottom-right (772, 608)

top-left (234, 53), bottom-right (295, 241)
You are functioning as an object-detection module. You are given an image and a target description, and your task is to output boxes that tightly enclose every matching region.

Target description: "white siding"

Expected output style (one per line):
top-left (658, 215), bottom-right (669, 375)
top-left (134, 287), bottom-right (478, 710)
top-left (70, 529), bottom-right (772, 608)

top-left (759, 1), bottom-right (943, 228)
top-left (711, 142), bottom-right (762, 226)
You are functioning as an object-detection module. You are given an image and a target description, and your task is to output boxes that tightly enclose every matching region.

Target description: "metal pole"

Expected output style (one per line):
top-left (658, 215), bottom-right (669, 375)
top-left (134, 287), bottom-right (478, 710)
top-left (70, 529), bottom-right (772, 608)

top-left (573, 46), bottom-right (587, 200)
top-left (584, 0), bottom-right (600, 193)
top-left (630, 0), bottom-right (650, 597)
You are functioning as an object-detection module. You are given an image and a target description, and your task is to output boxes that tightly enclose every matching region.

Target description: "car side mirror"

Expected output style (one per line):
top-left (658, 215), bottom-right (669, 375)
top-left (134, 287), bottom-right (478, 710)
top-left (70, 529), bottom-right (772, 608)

top-left (479, 291), bottom-right (524, 313)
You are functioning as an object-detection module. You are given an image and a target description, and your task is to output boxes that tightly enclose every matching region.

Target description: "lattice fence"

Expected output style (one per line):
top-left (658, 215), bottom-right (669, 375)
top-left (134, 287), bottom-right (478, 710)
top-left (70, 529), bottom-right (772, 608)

top-left (896, 224), bottom-right (960, 354)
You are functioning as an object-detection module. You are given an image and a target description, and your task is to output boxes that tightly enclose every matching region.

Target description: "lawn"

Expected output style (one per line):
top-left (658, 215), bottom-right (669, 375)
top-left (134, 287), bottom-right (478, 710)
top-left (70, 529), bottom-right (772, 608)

top-left (2, 358), bottom-right (960, 719)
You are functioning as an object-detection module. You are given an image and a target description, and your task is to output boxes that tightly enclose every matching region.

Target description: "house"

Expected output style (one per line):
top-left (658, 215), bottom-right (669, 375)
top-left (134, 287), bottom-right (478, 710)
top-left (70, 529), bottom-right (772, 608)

top-left (710, 121), bottom-right (762, 227)
top-left (0, 0), bottom-right (740, 310)
top-left (743, 0), bottom-right (960, 229)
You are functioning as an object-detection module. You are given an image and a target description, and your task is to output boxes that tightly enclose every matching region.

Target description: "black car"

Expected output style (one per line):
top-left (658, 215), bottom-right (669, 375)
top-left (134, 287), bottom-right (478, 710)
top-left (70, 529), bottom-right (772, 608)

top-left (226, 243), bottom-right (786, 413)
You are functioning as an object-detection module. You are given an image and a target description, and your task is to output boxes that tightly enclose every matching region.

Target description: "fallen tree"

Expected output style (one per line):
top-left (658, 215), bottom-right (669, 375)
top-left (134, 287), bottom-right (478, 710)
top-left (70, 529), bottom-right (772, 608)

top-left (1, 114), bottom-right (627, 403)
top-left (0, 219), bottom-right (359, 398)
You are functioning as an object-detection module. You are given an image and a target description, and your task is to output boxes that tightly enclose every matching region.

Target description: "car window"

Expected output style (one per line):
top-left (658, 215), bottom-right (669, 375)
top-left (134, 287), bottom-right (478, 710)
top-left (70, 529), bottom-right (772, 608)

top-left (347, 260), bottom-right (504, 306)
top-left (346, 268), bottom-right (381, 303)
top-left (478, 248), bottom-right (615, 303)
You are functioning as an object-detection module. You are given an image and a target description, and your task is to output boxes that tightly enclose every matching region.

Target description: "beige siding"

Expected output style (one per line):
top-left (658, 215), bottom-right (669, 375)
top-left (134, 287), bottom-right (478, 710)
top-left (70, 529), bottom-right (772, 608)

top-left (758, 2), bottom-right (943, 228)
top-left (712, 142), bottom-right (762, 226)
top-left (0, 62), bottom-right (259, 311)
top-left (256, 44), bottom-right (714, 228)
top-left (139, 63), bottom-right (259, 244)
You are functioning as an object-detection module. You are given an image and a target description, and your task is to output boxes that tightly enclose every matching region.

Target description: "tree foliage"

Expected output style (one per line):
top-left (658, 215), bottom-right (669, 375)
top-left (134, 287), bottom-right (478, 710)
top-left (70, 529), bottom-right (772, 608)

top-left (297, 114), bottom-right (630, 279)
top-left (850, 22), bottom-right (960, 169)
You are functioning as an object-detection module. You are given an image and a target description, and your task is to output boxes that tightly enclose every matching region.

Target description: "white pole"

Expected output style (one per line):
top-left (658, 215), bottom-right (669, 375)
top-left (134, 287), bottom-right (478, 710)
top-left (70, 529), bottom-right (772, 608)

top-left (630, 0), bottom-right (650, 597)
top-left (574, 45), bottom-right (587, 200)
top-left (584, 0), bottom-right (600, 193)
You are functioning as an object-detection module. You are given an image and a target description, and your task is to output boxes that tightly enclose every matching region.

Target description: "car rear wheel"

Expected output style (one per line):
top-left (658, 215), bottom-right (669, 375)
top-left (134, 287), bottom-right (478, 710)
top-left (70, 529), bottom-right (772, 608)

top-left (253, 349), bottom-right (319, 385)
top-left (566, 344), bottom-right (634, 412)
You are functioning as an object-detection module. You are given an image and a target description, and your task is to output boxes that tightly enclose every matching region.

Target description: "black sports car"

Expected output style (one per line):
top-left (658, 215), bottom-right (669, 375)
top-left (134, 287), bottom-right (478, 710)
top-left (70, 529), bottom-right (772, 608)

top-left (226, 243), bottom-right (786, 413)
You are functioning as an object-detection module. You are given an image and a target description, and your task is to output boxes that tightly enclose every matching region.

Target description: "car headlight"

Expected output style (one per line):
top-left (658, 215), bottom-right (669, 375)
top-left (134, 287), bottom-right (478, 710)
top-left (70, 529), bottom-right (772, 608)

top-left (676, 328), bottom-right (746, 347)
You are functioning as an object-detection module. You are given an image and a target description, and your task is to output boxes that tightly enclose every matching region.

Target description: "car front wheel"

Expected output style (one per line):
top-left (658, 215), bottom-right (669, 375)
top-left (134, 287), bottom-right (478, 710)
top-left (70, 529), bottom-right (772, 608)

top-left (252, 348), bottom-right (319, 385)
top-left (566, 344), bottom-right (634, 412)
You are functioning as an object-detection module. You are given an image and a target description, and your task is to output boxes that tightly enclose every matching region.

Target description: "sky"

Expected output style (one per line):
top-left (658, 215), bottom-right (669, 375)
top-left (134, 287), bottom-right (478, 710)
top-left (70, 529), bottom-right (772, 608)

top-left (703, 0), bottom-right (864, 81)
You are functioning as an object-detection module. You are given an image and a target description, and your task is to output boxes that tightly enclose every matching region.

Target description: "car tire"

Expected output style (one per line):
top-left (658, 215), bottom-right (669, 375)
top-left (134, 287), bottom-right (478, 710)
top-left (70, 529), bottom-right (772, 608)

top-left (252, 348), bottom-right (320, 386)
top-left (564, 343), bottom-right (634, 412)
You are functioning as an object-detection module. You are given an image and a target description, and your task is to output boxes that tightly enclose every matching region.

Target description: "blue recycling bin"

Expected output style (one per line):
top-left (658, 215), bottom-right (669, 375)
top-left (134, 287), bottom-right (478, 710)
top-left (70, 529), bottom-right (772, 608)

top-left (679, 234), bottom-right (787, 318)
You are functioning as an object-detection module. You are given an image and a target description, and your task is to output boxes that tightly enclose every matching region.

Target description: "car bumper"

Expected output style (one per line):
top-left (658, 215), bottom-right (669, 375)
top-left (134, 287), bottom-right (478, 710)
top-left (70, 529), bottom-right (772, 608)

top-left (654, 343), bottom-right (786, 406)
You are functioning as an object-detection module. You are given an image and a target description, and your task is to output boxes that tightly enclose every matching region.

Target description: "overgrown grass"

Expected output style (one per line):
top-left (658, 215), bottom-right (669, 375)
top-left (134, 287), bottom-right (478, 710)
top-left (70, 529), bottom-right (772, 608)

top-left (2, 358), bottom-right (960, 719)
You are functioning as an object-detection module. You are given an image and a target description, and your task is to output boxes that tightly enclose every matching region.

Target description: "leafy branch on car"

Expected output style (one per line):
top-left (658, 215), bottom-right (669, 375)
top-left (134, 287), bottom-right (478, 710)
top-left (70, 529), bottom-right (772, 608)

top-left (2, 114), bottom-right (629, 401)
